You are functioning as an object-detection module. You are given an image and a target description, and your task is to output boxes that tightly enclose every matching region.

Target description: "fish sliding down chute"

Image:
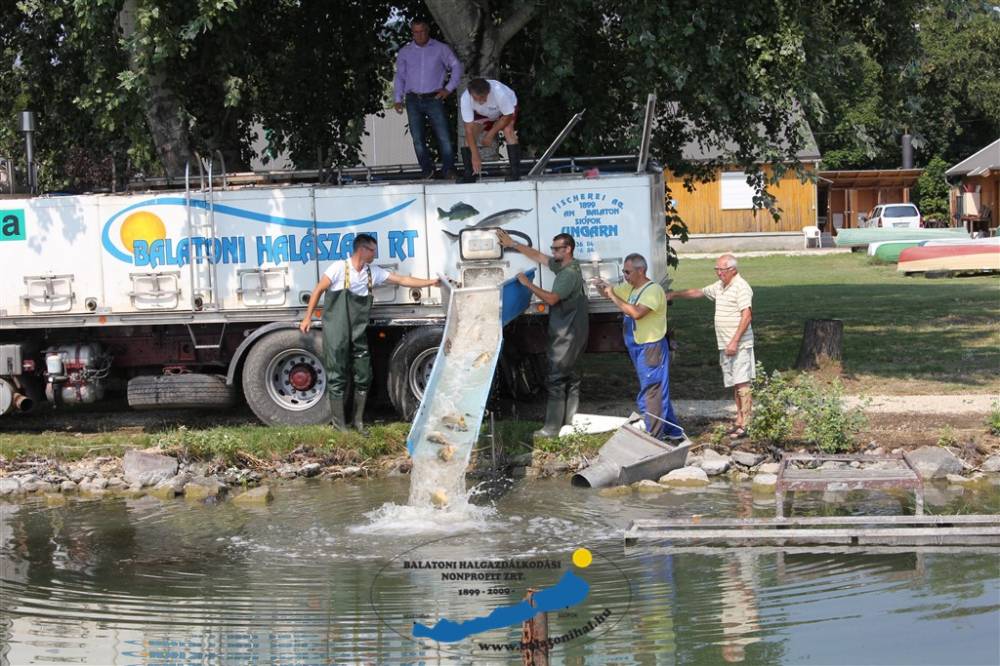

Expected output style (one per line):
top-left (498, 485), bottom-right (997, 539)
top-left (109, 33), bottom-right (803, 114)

top-left (406, 270), bottom-right (534, 508)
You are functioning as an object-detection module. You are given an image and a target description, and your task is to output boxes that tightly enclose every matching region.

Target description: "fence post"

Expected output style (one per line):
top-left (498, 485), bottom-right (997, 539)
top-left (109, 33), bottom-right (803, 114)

top-left (521, 588), bottom-right (549, 666)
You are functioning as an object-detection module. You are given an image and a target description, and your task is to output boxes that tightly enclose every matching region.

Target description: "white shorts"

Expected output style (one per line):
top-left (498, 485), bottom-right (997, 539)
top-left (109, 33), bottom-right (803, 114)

top-left (719, 347), bottom-right (756, 388)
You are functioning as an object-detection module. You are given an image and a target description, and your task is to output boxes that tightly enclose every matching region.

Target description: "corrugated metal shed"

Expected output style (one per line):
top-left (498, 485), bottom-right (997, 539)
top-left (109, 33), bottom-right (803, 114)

top-left (946, 139), bottom-right (1000, 177)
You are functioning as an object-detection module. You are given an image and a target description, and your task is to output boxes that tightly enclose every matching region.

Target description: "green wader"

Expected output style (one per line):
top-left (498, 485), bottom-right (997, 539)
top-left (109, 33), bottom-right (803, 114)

top-left (322, 261), bottom-right (373, 430)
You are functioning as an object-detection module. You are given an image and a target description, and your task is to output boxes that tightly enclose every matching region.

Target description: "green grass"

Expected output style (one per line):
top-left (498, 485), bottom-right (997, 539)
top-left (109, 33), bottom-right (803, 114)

top-left (4, 253), bottom-right (997, 464)
top-left (1, 423), bottom-right (409, 465)
top-left (584, 253), bottom-right (1000, 400)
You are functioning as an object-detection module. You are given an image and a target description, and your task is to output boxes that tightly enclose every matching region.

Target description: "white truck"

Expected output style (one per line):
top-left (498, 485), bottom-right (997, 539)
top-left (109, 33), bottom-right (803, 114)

top-left (0, 161), bottom-right (668, 425)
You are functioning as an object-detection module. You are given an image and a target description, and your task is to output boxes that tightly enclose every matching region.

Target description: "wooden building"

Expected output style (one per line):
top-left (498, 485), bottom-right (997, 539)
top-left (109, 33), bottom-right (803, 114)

top-left (946, 139), bottom-right (999, 236)
top-left (817, 169), bottom-right (923, 231)
top-left (665, 128), bottom-right (822, 234)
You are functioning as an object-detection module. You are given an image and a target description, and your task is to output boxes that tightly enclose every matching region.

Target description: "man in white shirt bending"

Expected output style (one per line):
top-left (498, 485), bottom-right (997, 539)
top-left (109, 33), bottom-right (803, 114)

top-left (459, 78), bottom-right (521, 181)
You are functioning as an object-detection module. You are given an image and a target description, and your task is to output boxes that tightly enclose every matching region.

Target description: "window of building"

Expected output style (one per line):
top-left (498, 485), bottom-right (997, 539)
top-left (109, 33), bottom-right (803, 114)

top-left (720, 171), bottom-right (756, 209)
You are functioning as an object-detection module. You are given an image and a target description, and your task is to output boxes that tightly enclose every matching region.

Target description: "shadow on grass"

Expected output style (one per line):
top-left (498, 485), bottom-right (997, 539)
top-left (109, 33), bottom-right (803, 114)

top-left (664, 279), bottom-right (999, 397)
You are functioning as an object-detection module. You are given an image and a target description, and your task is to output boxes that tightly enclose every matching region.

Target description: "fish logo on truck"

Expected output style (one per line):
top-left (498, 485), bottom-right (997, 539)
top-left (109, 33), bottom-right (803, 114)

top-left (100, 197), bottom-right (419, 267)
top-left (438, 204), bottom-right (535, 247)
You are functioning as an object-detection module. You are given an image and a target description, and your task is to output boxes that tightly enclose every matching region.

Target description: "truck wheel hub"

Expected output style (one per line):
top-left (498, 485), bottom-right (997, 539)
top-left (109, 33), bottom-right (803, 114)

top-left (288, 364), bottom-right (315, 391)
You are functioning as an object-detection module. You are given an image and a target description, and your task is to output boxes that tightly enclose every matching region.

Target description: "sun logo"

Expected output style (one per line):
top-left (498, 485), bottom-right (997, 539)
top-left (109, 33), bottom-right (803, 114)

top-left (119, 211), bottom-right (166, 254)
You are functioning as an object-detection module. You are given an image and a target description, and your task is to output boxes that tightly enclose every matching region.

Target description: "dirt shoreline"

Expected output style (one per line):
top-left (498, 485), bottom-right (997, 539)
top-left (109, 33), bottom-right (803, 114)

top-left (1, 396), bottom-right (997, 504)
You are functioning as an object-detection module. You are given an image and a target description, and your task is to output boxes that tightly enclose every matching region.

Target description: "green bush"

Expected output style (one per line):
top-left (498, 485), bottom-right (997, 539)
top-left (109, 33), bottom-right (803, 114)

top-left (936, 425), bottom-right (958, 448)
top-left (793, 376), bottom-right (868, 453)
top-left (748, 363), bottom-right (796, 446)
top-left (988, 401), bottom-right (1000, 437)
top-left (748, 364), bottom-right (867, 453)
top-left (709, 423), bottom-right (731, 448)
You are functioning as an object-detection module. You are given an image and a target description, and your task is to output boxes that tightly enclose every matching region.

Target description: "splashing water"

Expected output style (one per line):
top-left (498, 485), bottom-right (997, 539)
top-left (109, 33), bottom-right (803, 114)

top-left (358, 277), bottom-right (506, 533)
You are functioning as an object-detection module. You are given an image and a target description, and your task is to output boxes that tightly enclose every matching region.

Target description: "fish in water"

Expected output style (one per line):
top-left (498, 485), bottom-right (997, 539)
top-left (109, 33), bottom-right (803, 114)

top-left (472, 351), bottom-right (492, 368)
top-left (437, 202), bottom-right (479, 221)
top-left (438, 444), bottom-right (456, 462)
top-left (430, 488), bottom-right (449, 508)
top-left (427, 431), bottom-right (454, 446)
top-left (441, 413), bottom-right (468, 431)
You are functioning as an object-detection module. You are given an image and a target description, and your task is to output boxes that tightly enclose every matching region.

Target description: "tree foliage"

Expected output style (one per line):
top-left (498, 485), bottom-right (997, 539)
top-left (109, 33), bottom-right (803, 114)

top-left (803, 0), bottom-right (1000, 168)
top-left (1, 0), bottom-right (406, 186)
top-left (914, 155), bottom-right (951, 221)
top-left (0, 0), bottom-right (996, 195)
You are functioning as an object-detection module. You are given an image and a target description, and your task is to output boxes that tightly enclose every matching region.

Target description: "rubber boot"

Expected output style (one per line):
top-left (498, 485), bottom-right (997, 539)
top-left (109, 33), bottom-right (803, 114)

top-left (329, 396), bottom-right (348, 432)
top-left (563, 379), bottom-right (580, 428)
top-left (505, 144), bottom-right (522, 182)
top-left (533, 384), bottom-right (566, 440)
top-left (458, 147), bottom-right (477, 184)
top-left (352, 390), bottom-right (368, 432)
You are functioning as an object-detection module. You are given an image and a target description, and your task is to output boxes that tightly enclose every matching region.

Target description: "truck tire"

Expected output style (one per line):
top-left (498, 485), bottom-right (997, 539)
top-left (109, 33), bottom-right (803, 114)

top-left (241, 329), bottom-right (332, 426)
top-left (387, 326), bottom-right (444, 421)
top-left (128, 374), bottom-right (235, 410)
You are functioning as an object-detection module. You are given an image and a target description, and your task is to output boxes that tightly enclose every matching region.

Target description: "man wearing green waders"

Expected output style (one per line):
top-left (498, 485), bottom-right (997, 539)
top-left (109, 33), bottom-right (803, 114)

top-left (496, 229), bottom-right (589, 439)
top-left (300, 234), bottom-right (439, 431)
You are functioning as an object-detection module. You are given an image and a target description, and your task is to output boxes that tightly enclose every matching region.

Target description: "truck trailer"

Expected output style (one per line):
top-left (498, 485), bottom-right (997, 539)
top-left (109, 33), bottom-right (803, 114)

top-left (0, 158), bottom-right (668, 425)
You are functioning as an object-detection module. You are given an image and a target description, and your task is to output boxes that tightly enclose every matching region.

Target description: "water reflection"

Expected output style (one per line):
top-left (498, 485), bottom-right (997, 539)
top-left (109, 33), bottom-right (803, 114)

top-left (1, 478), bottom-right (998, 664)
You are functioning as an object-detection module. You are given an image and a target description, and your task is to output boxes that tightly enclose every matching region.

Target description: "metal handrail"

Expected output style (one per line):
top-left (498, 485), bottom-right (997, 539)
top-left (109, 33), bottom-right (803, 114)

top-left (636, 94), bottom-right (656, 174)
top-left (527, 110), bottom-right (586, 177)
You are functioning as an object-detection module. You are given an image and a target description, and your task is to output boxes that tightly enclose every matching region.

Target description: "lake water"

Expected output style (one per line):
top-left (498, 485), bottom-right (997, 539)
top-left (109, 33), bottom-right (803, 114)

top-left (2, 477), bottom-right (998, 664)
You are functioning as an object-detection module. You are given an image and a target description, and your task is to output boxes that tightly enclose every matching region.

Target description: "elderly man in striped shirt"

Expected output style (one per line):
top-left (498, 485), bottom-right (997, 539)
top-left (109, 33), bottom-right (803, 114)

top-left (670, 254), bottom-right (755, 440)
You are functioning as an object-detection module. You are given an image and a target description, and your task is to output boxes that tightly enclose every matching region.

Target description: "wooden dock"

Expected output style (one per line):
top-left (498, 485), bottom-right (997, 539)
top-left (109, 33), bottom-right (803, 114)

top-left (624, 514), bottom-right (1000, 547)
top-left (776, 454), bottom-right (925, 518)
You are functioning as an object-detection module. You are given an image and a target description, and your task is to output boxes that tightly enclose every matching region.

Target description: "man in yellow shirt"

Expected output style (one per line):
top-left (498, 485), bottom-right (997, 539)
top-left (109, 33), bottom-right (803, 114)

top-left (596, 253), bottom-right (684, 440)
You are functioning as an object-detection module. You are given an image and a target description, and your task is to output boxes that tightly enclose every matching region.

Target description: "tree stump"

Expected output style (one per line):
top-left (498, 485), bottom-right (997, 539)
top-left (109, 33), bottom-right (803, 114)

top-left (796, 319), bottom-right (844, 370)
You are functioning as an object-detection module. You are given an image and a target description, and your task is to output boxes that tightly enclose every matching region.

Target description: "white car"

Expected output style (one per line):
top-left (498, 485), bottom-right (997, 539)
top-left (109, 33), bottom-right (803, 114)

top-left (859, 203), bottom-right (923, 229)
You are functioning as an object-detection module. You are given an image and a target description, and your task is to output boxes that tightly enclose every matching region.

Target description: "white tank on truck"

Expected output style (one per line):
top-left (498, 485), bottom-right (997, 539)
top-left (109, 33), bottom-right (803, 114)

top-left (0, 157), bottom-right (669, 425)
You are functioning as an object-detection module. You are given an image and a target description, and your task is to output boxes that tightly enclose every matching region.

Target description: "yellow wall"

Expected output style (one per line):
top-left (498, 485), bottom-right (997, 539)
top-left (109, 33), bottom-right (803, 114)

top-left (665, 165), bottom-right (817, 233)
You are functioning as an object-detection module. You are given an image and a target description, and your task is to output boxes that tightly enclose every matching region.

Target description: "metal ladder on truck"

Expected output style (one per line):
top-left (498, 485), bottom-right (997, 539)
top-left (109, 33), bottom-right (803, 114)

top-left (182, 153), bottom-right (229, 355)
top-left (184, 151), bottom-right (227, 313)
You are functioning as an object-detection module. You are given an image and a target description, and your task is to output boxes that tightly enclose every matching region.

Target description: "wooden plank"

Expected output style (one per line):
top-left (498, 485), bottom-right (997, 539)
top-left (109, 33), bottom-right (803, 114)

top-left (783, 454), bottom-right (902, 461)
top-left (783, 481), bottom-right (921, 492)
top-left (624, 526), bottom-right (1000, 545)
top-left (626, 545), bottom-right (999, 555)
top-left (783, 469), bottom-right (917, 480)
top-left (628, 515), bottom-right (1000, 529)
top-left (627, 527), bottom-right (1000, 539)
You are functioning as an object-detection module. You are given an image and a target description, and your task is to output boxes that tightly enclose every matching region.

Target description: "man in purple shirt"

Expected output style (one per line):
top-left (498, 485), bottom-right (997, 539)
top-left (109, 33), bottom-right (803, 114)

top-left (393, 19), bottom-right (463, 179)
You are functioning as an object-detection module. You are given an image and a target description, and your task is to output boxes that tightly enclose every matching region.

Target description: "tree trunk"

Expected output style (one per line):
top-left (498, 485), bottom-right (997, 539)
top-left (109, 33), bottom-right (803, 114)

top-left (424, 0), bottom-right (537, 149)
top-left (796, 319), bottom-right (844, 370)
top-left (118, 0), bottom-right (192, 178)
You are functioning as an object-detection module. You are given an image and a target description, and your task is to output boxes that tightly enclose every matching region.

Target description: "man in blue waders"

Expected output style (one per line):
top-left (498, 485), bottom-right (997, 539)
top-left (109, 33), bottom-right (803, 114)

top-left (299, 234), bottom-right (439, 431)
top-left (596, 253), bottom-right (684, 440)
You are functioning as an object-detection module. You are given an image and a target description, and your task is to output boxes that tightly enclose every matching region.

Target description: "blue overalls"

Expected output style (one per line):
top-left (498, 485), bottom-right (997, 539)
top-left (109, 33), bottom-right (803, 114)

top-left (623, 283), bottom-right (684, 439)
